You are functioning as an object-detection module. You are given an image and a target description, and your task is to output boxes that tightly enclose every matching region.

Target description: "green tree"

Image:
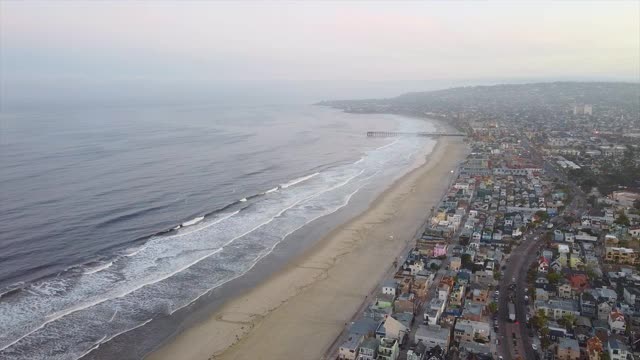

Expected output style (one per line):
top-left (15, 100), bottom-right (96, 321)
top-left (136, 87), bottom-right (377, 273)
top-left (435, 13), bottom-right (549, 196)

top-left (546, 271), bottom-right (562, 286)
top-left (534, 210), bottom-right (549, 222)
top-left (558, 313), bottom-right (576, 331)
top-left (531, 309), bottom-right (548, 329)
top-left (488, 302), bottom-right (498, 314)
top-left (461, 254), bottom-right (473, 270)
top-left (615, 212), bottom-right (630, 226)
top-left (540, 334), bottom-right (551, 350)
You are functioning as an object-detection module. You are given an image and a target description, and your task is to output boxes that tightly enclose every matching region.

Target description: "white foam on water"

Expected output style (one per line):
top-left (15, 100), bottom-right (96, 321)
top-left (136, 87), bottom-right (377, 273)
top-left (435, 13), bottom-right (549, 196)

top-left (181, 216), bottom-right (204, 227)
top-left (108, 309), bottom-right (118, 323)
top-left (169, 178), bottom-right (367, 316)
top-left (265, 187), bottom-right (279, 194)
top-left (280, 172), bottom-right (319, 189)
top-left (165, 210), bottom-right (240, 239)
top-left (122, 246), bottom-right (146, 257)
top-left (82, 262), bottom-right (113, 275)
top-left (239, 198), bottom-right (247, 202)
top-left (0, 115), bottom-right (437, 357)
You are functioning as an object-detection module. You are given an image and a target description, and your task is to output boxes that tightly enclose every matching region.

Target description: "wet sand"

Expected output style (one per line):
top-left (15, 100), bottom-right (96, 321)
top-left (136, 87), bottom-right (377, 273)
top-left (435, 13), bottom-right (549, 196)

top-left (148, 135), bottom-right (468, 360)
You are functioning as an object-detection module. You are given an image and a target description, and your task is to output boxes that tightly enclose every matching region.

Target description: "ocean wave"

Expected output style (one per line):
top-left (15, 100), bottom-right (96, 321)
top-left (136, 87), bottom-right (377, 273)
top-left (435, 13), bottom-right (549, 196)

top-left (280, 172), bottom-right (319, 189)
top-left (264, 187), bottom-right (279, 194)
top-left (83, 262), bottom-right (113, 275)
top-left (0, 128), bottom-right (434, 358)
top-left (0, 282), bottom-right (24, 300)
top-left (181, 216), bottom-right (204, 227)
top-left (163, 210), bottom-right (240, 239)
top-left (0, 245), bottom-right (227, 354)
top-left (168, 174), bottom-right (367, 316)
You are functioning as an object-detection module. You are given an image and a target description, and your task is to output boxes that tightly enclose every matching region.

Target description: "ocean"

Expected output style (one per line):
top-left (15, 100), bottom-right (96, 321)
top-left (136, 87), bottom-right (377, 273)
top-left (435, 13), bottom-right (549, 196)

top-left (0, 103), bottom-right (436, 359)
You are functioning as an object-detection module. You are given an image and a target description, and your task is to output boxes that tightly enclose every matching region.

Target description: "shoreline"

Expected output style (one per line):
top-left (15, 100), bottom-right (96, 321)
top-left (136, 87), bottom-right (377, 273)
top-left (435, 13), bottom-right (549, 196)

top-left (147, 131), bottom-right (468, 360)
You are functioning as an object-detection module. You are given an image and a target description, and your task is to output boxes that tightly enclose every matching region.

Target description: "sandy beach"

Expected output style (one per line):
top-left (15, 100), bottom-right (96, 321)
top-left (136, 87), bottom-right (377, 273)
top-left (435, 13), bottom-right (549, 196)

top-left (148, 134), bottom-right (468, 360)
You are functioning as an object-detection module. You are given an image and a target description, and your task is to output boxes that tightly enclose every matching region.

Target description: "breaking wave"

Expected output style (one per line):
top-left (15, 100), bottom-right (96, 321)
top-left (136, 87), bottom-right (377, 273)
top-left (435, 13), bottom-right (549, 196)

top-left (0, 125), bottom-right (435, 359)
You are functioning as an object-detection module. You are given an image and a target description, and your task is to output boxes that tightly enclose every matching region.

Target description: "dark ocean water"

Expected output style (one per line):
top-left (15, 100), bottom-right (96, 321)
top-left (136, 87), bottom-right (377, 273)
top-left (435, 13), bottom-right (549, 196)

top-left (0, 103), bottom-right (435, 359)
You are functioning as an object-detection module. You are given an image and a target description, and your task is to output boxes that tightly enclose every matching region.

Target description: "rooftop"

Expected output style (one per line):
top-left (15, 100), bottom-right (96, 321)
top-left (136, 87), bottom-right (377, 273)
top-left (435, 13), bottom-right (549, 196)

top-left (416, 324), bottom-right (450, 341)
top-left (339, 336), bottom-right (361, 351)
top-left (558, 338), bottom-right (580, 350)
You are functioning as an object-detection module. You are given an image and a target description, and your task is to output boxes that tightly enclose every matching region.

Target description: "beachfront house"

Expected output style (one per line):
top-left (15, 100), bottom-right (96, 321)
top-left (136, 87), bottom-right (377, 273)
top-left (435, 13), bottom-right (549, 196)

top-left (376, 338), bottom-right (399, 360)
top-left (394, 293), bottom-right (415, 313)
top-left (375, 316), bottom-right (409, 345)
top-left (357, 338), bottom-right (379, 360)
top-left (339, 335), bottom-right (364, 360)
top-left (381, 280), bottom-right (397, 297)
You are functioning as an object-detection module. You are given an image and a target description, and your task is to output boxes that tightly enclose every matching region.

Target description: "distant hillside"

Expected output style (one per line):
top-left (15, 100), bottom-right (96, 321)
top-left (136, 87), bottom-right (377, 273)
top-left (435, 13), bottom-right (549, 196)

top-left (318, 82), bottom-right (640, 121)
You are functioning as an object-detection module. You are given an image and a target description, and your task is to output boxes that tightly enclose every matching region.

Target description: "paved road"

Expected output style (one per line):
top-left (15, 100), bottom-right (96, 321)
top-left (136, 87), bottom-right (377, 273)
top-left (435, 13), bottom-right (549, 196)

top-left (497, 165), bottom-right (586, 360)
top-left (498, 228), bottom-right (545, 360)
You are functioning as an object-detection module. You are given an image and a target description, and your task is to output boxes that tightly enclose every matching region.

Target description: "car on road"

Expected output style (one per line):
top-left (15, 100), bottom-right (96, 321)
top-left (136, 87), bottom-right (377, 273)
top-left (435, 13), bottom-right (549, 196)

top-left (532, 344), bottom-right (538, 351)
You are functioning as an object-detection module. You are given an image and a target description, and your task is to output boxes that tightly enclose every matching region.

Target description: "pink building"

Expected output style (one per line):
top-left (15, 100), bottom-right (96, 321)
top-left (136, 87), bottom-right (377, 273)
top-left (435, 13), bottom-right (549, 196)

top-left (433, 244), bottom-right (448, 257)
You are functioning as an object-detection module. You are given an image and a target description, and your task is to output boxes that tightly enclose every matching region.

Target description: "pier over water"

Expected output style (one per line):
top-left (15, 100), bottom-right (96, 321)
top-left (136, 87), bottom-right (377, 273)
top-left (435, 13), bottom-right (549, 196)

top-left (366, 131), bottom-right (465, 138)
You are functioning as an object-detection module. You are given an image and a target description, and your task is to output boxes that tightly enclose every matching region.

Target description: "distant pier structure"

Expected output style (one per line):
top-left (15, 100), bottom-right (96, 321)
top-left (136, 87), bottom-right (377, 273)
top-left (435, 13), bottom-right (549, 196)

top-left (366, 131), bottom-right (465, 138)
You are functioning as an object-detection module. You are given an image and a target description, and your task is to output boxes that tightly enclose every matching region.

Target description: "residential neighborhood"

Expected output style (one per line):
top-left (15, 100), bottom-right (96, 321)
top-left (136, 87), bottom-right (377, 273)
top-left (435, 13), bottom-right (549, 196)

top-left (325, 83), bottom-right (640, 360)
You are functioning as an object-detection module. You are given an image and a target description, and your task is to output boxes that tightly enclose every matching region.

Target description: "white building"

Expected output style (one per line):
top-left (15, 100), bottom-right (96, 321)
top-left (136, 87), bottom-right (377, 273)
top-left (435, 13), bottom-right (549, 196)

top-left (381, 280), bottom-right (397, 297)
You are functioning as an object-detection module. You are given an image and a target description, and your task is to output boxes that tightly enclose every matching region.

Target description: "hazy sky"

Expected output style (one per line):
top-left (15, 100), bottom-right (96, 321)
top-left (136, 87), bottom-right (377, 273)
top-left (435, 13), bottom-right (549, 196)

top-left (1, 1), bottom-right (639, 106)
